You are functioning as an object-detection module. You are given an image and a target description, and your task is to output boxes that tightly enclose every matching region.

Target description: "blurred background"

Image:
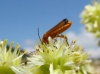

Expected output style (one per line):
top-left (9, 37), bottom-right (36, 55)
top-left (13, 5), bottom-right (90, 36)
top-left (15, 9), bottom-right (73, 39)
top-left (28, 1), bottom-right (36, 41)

top-left (0, 0), bottom-right (100, 60)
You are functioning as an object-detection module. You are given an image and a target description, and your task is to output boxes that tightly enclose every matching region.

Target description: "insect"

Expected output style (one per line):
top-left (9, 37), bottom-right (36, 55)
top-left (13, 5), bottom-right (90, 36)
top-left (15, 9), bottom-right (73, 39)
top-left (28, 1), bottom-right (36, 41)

top-left (39, 18), bottom-right (72, 44)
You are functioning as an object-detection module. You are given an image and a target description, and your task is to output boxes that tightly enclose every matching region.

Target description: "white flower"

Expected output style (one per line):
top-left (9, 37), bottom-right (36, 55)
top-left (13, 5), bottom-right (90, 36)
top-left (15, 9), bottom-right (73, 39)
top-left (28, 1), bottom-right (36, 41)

top-left (28, 37), bottom-right (94, 74)
top-left (0, 39), bottom-right (30, 74)
top-left (80, 1), bottom-right (100, 46)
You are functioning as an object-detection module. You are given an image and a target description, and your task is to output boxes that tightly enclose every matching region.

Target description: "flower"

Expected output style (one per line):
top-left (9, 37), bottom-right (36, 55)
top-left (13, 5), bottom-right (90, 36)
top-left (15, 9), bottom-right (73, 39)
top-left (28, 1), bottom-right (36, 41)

top-left (0, 39), bottom-right (29, 74)
top-left (80, 1), bottom-right (100, 46)
top-left (0, 37), bottom-right (95, 74)
top-left (80, 1), bottom-right (100, 34)
top-left (27, 37), bottom-right (95, 74)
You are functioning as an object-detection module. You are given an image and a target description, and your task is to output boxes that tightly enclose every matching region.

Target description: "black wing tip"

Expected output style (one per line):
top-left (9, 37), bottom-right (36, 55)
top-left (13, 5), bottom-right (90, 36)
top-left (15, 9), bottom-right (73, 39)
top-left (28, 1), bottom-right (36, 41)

top-left (63, 18), bottom-right (68, 23)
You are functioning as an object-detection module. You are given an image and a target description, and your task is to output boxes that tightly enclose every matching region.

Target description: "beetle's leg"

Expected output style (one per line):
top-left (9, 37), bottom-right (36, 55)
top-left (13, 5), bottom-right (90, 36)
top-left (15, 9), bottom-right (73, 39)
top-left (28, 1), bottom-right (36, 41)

top-left (57, 34), bottom-right (69, 46)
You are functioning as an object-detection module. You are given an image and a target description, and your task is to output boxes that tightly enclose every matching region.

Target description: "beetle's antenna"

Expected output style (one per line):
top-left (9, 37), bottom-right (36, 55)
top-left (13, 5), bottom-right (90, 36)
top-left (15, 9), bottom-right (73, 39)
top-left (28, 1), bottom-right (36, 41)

top-left (38, 28), bottom-right (42, 43)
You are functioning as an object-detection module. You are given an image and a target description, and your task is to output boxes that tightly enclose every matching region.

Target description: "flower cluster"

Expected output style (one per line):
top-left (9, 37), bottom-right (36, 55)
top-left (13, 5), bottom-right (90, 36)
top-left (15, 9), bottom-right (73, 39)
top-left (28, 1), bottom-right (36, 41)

top-left (80, 1), bottom-right (100, 46)
top-left (27, 37), bottom-right (95, 74)
top-left (0, 39), bottom-right (29, 74)
top-left (0, 38), bottom-right (95, 74)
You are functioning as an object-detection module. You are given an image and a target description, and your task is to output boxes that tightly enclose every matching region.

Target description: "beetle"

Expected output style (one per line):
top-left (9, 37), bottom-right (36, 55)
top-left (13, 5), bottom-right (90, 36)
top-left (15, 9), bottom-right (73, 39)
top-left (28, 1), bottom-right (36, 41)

top-left (41, 18), bottom-right (72, 44)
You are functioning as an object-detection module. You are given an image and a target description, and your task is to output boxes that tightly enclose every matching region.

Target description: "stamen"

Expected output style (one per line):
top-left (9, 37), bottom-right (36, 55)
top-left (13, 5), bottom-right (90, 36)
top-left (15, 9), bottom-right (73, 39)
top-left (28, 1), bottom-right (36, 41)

top-left (15, 43), bottom-right (20, 49)
top-left (24, 50), bottom-right (28, 54)
top-left (3, 39), bottom-right (8, 45)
